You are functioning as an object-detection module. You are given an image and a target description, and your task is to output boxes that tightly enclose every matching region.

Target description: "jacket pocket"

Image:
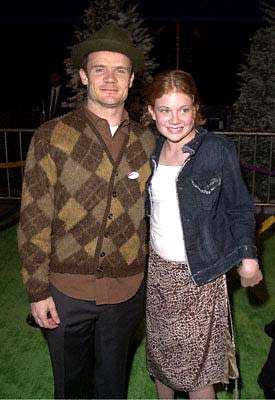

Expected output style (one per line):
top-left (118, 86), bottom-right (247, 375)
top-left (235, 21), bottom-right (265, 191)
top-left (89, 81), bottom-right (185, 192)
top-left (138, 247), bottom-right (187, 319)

top-left (191, 176), bottom-right (221, 210)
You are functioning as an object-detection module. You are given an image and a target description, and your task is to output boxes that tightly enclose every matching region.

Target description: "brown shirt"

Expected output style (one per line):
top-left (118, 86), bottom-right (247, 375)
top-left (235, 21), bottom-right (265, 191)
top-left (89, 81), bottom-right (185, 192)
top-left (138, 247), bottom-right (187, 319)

top-left (50, 104), bottom-right (144, 304)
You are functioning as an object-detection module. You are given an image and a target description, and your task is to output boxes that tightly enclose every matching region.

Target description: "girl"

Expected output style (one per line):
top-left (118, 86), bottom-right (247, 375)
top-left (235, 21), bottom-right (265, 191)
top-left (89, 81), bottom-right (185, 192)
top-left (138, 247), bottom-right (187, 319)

top-left (144, 70), bottom-right (262, 399)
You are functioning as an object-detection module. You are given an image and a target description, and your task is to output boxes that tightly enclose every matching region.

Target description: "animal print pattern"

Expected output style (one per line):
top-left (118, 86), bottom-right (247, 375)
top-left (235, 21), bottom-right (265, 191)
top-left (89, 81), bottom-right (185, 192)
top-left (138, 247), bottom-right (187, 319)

top-left (146, 248), bottom-right (238, 392)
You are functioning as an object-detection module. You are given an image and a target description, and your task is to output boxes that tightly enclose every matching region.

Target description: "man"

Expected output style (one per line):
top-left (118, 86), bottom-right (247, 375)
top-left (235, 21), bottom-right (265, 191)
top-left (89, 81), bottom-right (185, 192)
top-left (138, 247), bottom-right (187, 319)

top-left (18, 23), bottom-right (155, 399)
top-left (43, 69), bottom-right (68, 120)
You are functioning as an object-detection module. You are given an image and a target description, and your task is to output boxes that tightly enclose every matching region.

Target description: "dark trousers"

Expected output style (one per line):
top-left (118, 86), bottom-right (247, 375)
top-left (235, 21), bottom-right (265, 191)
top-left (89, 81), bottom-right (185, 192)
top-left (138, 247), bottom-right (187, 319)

top-left (44, 282), bottom-right (145, 399)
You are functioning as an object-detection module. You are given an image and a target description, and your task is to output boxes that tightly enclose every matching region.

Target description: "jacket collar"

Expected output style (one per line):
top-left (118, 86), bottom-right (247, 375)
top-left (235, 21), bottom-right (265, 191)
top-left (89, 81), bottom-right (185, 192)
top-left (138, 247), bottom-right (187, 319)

top-left (182, 126), bottom-right (207, 155)
top-left (153, 125), bottom-right (208, 161)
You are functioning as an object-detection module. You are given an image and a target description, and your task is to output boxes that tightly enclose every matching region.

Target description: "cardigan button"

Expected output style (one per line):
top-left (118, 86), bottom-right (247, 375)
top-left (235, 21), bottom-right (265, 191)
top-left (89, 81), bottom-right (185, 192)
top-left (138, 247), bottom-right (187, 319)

top-left (100, 252), bottom-right (105, 257)
top-left (108, 213), bottom-right (113, 219)
top-left (112, 191), bottom-right (117, 198)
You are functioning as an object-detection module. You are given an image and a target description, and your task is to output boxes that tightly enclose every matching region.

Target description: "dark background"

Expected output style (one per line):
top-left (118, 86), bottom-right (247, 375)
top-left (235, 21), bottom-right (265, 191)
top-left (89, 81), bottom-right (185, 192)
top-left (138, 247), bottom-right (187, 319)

top-left (0, 0), bottom-right (263, 113)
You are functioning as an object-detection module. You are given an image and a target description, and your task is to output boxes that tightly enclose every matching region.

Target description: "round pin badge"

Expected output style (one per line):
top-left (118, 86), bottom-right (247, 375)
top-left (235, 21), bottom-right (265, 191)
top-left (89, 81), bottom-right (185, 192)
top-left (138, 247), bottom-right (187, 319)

top-left (127, 171), bottom-right (139, 180)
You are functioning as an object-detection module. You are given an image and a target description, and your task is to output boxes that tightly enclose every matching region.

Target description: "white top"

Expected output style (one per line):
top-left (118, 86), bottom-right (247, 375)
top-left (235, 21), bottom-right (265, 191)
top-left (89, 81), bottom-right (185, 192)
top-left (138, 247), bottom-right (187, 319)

top-left (150, 164), bottom-right (188, 262)
top-left (110, 125), bottom-right (119, 136)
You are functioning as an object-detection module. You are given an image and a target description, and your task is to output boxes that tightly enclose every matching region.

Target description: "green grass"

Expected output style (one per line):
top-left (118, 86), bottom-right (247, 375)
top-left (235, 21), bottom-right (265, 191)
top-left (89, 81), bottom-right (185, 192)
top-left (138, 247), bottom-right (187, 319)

top-left (0, 225), bottom-right (273, 399)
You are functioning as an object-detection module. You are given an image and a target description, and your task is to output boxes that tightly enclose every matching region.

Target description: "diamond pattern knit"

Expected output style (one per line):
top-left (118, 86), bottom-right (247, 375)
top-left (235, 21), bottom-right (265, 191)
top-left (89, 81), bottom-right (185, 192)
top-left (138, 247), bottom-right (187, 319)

top-left (18, 107), bottom-right (155, 302)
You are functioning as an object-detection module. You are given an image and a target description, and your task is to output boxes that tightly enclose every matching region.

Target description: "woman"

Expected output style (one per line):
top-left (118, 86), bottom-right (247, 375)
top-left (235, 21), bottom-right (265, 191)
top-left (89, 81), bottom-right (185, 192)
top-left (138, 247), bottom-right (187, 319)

top-left (144, 70), bottom-right (263, 399)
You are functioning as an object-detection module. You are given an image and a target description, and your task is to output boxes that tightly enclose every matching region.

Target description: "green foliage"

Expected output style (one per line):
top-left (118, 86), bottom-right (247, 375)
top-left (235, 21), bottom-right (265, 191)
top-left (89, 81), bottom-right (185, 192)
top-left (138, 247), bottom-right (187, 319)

top-left (231, 0), bottom-right (275, 133)
top-left (229, 1), bottom-right (275, 200)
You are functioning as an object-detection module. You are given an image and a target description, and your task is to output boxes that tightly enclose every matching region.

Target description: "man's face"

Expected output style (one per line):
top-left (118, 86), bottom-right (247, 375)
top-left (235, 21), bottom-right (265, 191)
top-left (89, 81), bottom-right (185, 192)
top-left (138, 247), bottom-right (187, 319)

top-left (79, 51), bottom-right (134, 110)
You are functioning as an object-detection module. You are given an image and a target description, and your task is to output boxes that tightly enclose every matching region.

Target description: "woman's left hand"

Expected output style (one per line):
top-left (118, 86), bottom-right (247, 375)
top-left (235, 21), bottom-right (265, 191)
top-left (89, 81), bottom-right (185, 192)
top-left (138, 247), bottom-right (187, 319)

top-left (237, 259), bottom-right (263, 287)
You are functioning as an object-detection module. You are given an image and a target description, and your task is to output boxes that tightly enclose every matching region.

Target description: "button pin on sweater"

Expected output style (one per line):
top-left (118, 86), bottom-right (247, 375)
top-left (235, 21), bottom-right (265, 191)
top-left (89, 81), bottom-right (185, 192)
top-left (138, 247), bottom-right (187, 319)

top-left (127, 171), bottom-right (139, 179)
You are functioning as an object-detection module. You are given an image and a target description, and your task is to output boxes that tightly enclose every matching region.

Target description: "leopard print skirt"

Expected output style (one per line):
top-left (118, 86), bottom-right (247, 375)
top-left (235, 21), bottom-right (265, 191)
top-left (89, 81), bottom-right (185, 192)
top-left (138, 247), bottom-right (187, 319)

top-left (146, 248), bottom-right (239, 393)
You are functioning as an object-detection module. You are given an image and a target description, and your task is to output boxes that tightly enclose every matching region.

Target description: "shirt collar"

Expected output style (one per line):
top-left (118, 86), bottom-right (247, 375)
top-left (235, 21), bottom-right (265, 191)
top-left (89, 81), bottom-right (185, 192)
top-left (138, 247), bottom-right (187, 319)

top-left (82, 102), bottom-right (130, 128)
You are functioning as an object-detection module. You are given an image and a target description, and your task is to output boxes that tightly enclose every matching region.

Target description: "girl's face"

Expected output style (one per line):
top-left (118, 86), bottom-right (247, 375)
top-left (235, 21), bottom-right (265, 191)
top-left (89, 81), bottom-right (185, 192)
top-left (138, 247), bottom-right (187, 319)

top-left (148, 91), bottom-right (197, 146)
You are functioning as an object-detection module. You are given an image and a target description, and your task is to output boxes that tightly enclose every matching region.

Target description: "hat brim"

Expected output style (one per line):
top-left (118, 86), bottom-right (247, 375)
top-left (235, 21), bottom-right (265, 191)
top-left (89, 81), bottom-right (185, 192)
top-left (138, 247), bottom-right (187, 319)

top-left (71, 38), bottom-right (144, 72)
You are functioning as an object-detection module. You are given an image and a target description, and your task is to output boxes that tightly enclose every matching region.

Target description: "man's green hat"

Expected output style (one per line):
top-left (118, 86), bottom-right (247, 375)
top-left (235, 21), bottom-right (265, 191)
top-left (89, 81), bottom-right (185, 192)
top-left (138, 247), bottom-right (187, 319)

top-left (71, 23), bottom-right (144, 72)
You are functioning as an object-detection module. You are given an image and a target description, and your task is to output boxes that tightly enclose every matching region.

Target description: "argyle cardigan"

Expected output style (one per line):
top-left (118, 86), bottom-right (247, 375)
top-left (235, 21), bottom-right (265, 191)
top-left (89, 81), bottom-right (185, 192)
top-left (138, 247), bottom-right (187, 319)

top-left (18, 107), bottom-right (155, 302)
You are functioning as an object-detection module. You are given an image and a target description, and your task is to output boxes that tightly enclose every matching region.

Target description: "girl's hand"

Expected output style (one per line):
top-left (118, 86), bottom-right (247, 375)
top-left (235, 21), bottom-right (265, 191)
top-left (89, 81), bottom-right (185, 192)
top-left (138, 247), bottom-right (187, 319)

top-left (237, 259), bottom-right (263, 287)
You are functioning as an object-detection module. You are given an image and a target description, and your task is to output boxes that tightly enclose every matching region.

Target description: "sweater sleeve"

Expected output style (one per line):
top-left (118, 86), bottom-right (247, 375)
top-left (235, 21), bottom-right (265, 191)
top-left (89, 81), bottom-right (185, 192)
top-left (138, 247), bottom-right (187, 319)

top-left (18, 125), bottom-right (57, 302)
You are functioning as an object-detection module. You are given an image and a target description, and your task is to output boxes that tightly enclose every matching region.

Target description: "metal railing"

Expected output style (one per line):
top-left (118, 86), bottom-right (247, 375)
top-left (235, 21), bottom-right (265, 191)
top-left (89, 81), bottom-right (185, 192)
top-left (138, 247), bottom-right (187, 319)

top-left (1, 129), bottom-right (275, 206)
top-left (0, 129), bottom-right (34, 199)
top-left (213, 131), bottom-right (275, 207)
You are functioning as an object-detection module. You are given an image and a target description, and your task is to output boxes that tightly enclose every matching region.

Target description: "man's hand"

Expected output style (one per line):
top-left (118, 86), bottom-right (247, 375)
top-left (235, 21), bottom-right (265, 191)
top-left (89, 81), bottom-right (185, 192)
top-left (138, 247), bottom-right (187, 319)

top-left (31, 297), bottom-right (60, 329)
top-left (237, 259), bottom-right (263, 287)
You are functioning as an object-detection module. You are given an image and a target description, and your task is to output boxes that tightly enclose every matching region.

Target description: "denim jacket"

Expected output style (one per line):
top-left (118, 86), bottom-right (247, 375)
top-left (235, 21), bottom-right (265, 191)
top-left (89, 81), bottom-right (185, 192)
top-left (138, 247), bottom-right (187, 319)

top-left (147, 126), bottom-right (257, 285)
